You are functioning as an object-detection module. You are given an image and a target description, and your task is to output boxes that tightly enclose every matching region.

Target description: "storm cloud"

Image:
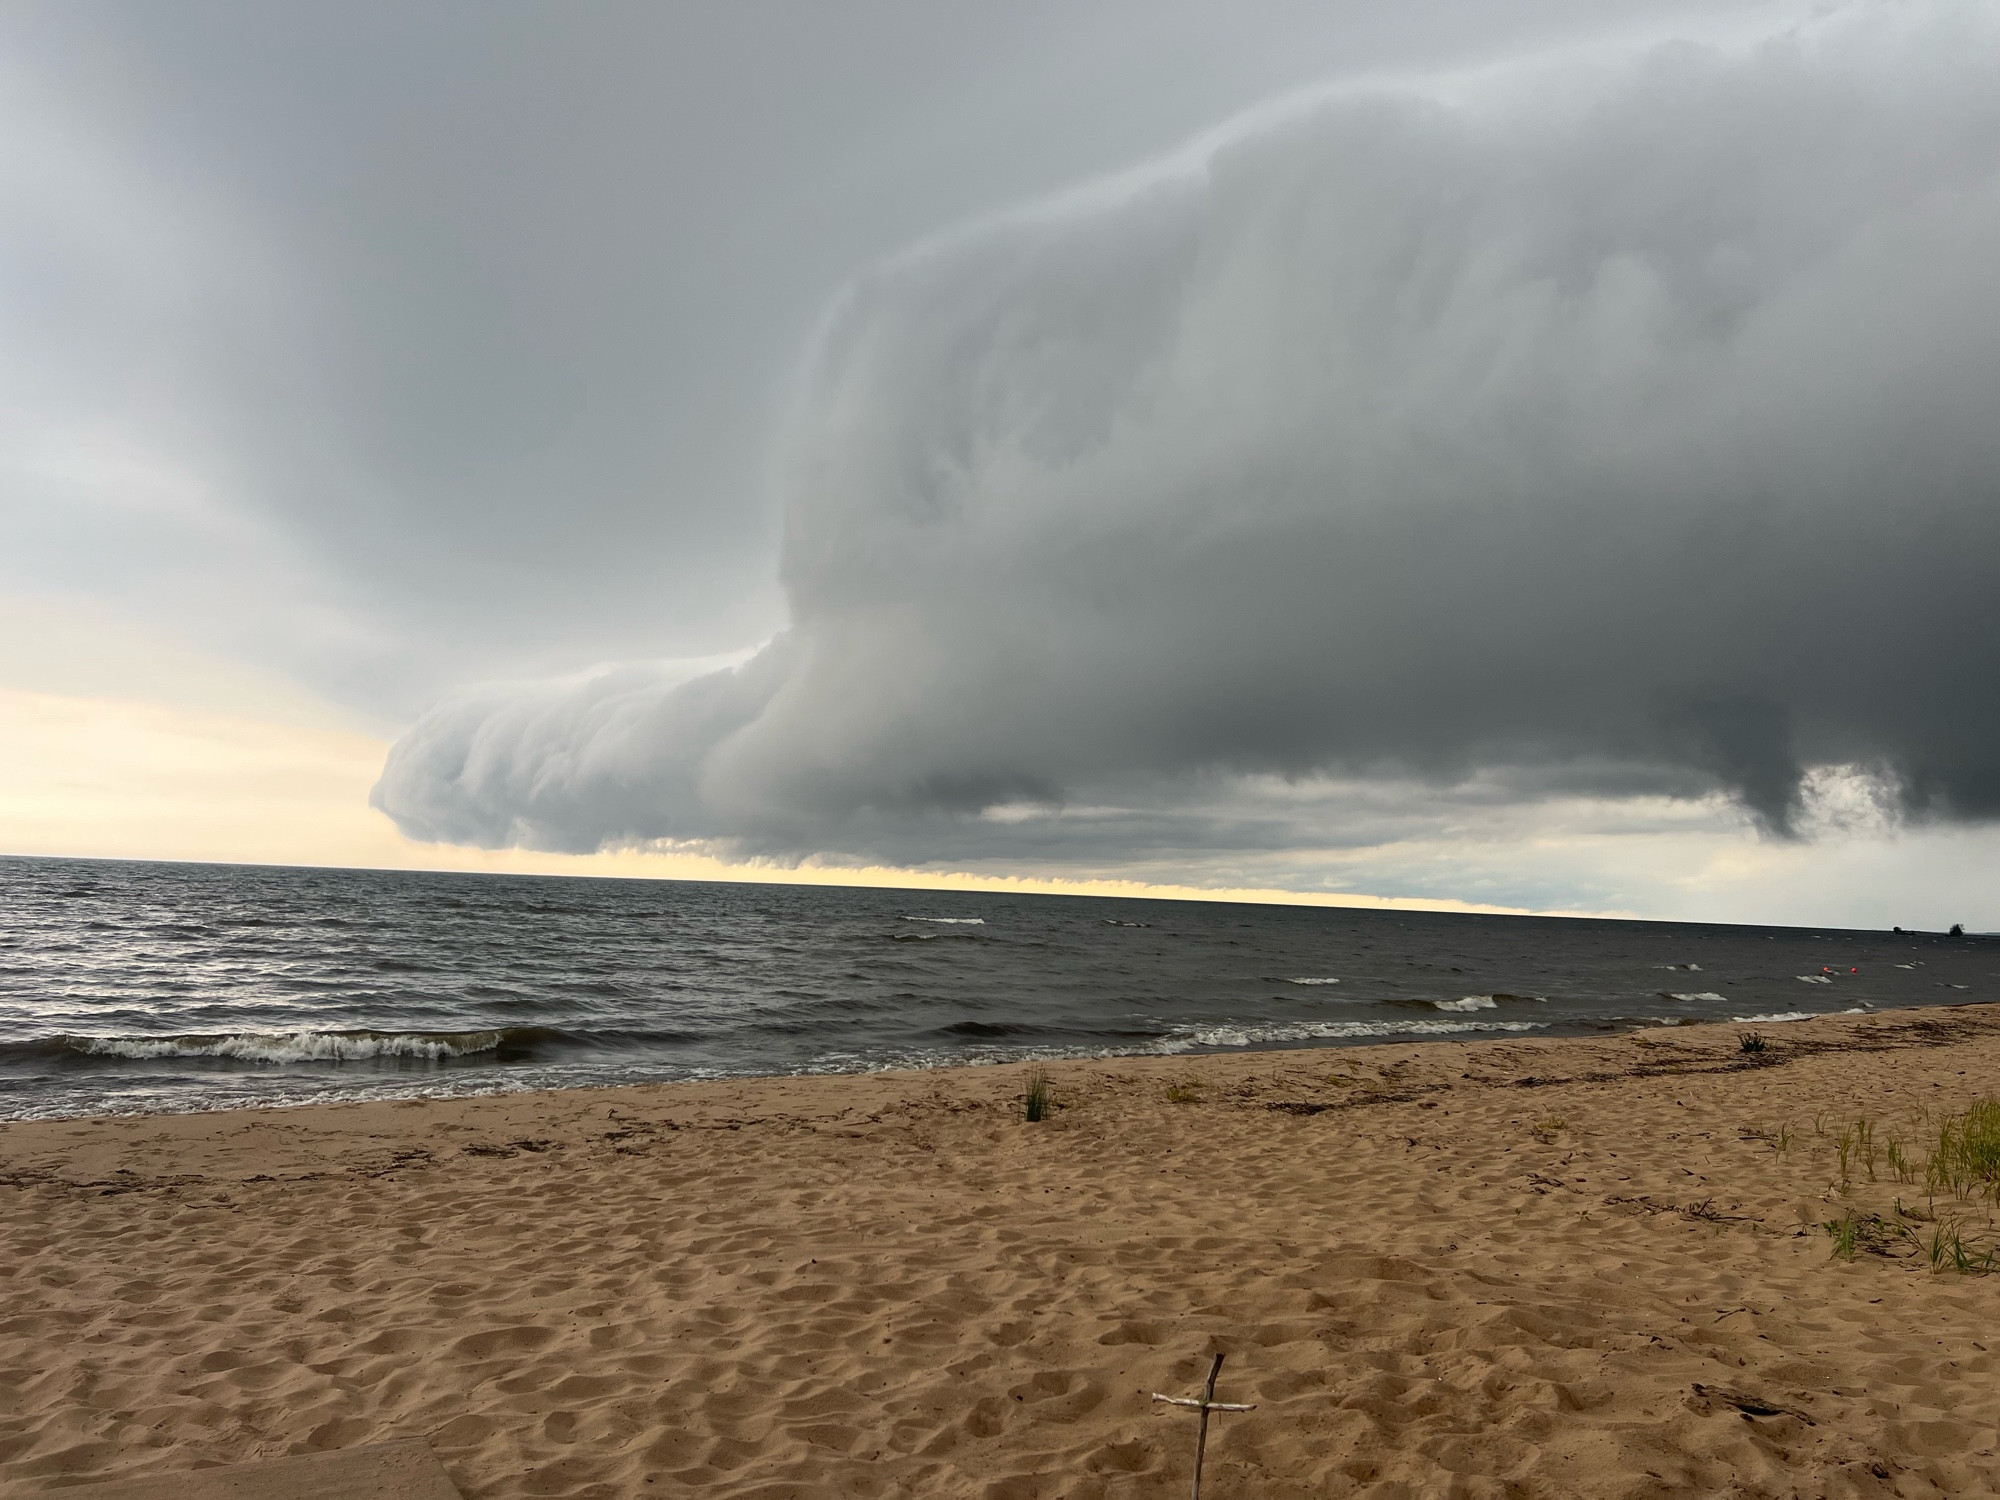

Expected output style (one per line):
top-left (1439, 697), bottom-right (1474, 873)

top-left (375, 6), bottom-right (2000, 869)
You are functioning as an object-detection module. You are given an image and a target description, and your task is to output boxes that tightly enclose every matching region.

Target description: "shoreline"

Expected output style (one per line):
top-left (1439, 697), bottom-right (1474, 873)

top-left (8, 1005), bottom-right (2000, 1495)
top-left (0, 999), bottom-right (1957, 1129)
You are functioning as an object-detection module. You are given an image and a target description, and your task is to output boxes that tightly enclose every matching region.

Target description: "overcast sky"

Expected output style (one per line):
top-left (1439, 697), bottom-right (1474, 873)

top-left (5, 0), bottom-right (1998, 928)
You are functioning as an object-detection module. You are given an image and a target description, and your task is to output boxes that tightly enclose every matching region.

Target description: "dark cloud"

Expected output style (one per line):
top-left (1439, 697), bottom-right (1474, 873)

top-left (376, 6), bottom-right (2000, 869)
top-left (7, 0), bottom-right (1734, 715)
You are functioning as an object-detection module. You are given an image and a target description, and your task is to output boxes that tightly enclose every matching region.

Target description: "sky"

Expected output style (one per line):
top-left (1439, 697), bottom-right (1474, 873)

top-left (4, 0), bottom-right (1998, 929)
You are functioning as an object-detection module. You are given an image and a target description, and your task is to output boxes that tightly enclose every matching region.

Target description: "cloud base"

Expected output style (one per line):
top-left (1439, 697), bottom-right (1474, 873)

top-left (376, 6), bottom-right (2000, 880)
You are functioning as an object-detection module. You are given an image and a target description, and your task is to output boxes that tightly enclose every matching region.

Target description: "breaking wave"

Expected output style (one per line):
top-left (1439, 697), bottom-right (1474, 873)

top-left (1732, 1007), bottom-right (1872, 1023)
top-left (15, 1029), bottom-right (542, 1065)
top-left (1388, 993), bottom-right (1544, 1013)
top-left (1166, 1017), bottom-right (1547, 1050)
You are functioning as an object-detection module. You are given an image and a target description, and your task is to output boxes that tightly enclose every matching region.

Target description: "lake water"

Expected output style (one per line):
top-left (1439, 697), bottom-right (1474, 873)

top-left (2, 855), bottom-right (1991, 1119)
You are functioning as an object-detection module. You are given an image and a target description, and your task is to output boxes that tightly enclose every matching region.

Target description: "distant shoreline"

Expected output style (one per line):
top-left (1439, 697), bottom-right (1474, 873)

top-left (10, 849), bottom-right (1993, 935)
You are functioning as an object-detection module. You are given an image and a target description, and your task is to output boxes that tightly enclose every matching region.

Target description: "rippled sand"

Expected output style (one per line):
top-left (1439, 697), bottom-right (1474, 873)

top-left (6, 1005), bottom-right (2000, 1497)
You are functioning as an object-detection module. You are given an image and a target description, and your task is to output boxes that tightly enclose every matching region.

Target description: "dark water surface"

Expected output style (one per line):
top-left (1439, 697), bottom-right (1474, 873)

top-left (2, 855), bottom-right (1993, 1119)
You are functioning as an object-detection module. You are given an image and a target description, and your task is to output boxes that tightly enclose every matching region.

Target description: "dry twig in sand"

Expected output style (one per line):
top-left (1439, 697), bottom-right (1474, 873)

top-left (1152, 1352), bottom-right (1256, 1499)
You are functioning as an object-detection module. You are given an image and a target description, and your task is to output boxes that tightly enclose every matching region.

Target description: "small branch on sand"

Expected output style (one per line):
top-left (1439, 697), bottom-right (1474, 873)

top-left (1152, 1352), bottom-right (1256, 1499)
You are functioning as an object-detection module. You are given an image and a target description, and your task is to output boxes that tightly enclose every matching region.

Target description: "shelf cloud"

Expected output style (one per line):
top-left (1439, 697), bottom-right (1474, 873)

top-left (376, 6), bottom-right (2000, 869)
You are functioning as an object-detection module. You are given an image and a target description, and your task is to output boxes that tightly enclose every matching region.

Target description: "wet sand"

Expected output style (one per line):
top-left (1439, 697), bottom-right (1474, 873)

top-left (5, 1005), bottom-right (2000, 1498)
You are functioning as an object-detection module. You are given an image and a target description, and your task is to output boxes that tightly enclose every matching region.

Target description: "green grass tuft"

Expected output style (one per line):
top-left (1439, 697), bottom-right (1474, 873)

top-left (1822, 1209), bottom-right (1914, 1262)
top-left (1821, 1194), bottom-right (1998, 1275)
top-left (1741, 1121), bottom-right (1796, 1155)
top-left (1887, 1140), bottom-right (1914, 1183)
top-left (1023, 1067), bottom-right (1052, 1123)
top-left (1927, 1099), bottom-right (2000, 1202)
top-left (1834, 1116), bottom-right (1881, 1189)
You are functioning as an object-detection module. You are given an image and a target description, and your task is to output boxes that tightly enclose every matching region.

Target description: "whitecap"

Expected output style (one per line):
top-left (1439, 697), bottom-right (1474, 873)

top-left (901, 916), bottom-right (985, 924)
top-left (1286, 977), bottom-right (1341, 986)
top-left (1663, 992), bottom-right (1728, 1003)
top-left (1731, 1011), bottom-right (1816, 1024)
top-left (73, 1030), bottom-right (505, 1064)
top-left (1431, 995), bottom-right (1498, 1012)
top-left (1796, 974), bottom-right (1833, 984)
top-left (1168, 1017), bottom-right (1545, 1049)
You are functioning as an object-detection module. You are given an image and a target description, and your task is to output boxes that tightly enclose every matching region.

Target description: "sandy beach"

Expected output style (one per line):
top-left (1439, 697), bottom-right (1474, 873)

top-left (5, 1005), bottom-right (2000, 1498)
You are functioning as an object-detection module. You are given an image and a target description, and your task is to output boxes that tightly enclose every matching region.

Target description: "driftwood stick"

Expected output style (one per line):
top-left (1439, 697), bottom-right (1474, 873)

top-left (1149, 1352), bottom-right (1256, 1499)
top-left (1184, 1360), bottom-right (1216, 1496)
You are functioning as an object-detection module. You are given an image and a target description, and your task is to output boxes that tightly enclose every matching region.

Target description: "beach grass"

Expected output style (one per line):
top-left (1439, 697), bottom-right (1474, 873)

top-left (1922, 1218), bottom-right (1995, 1273)
top-left (1926, 1098), bottom-right (2000, 1202)
top-left (1023, 1066), bottom-right (1052, 1122)
top-left (1816, 1101), bottom-right (2000, 1274)
top-left (1740, 1121), bottom-right (1794, 1155)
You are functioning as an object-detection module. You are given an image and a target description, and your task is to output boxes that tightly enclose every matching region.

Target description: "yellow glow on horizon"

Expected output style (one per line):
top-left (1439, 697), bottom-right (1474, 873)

top-left (0, 683), bottom-right (1531, 915)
